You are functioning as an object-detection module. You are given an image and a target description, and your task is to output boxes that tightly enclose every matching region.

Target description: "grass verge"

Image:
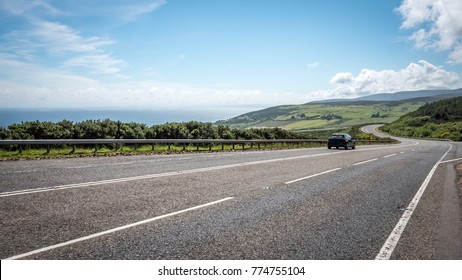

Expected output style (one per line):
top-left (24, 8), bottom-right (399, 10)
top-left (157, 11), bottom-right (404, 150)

top-left (0, 142), bottom-right (326, 160)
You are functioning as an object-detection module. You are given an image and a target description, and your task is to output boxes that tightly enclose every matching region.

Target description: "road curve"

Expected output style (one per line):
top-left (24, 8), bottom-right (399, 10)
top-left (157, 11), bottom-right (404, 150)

top-left (1, 127), bottom-right (461, 259)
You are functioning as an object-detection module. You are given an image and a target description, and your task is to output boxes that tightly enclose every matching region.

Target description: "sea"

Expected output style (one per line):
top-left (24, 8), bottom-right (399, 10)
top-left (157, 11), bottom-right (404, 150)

top-left (0, 107), bottom-right (256, 127)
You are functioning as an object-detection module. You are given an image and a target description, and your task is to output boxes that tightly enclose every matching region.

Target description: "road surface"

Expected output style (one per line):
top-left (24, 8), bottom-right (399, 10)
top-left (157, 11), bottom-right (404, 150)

top-left (1, 125), bottom-right (461, 259)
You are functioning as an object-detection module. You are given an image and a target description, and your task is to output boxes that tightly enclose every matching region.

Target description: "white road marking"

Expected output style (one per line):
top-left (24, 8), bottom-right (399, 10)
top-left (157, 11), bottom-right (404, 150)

top-left (0, 151), bottom-right (354, 197)
top-left (353, 158), bottom-right (378, 166)
top-left (6, 197), bottom-right (234, 260)
top-left (13, 170), bottom-right (38, 174)
top-left (383, 154), bottom-right (397, 158)
top-left (375, 144), bottom-right (453, 260)
top-left (439, 157), bottom-right (462, 164)
top-left (400, 152), bottom-right (405, 154)
top-left (65, 165), bottom-right (94, 169)
top-left (1, 141), bottom-right (420, 198)
top-left (285, 168), bottom-right (342, 184)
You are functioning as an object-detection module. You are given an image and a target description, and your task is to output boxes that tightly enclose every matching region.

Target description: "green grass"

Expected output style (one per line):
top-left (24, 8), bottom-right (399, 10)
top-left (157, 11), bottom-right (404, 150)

top-left (219, 102), bottom-right (425, 131)
top-left (0, 142), bottom-right (328, 160)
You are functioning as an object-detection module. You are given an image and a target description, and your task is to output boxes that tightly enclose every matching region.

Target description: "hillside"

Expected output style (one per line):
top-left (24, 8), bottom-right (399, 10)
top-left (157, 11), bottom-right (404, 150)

top-left (216, 89), bottom-right (462, 132)
top-left (381, 96), bottom-right (462, 141)
top-left (311, 88), bottom-right (462, 103)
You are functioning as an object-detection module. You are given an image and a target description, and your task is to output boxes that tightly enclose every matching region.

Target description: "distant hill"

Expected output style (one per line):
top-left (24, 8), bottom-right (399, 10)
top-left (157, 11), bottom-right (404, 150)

top-left (216, 88), bottom-right (462, 132)
top-left (381, 96), bottom-right (462, 141)
top-left (311, 88), bottom-right (462, 103)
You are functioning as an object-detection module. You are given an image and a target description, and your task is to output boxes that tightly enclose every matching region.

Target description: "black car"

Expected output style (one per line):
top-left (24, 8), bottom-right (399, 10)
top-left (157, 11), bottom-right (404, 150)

top-left (327, 133), bottom-right (356, 150)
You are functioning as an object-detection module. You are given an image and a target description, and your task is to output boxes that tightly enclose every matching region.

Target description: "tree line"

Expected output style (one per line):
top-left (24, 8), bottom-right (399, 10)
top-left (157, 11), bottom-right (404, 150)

top-left (0, 119), bottom-right (303, 140)
top-left (407, 96), bottom-right (462, 121)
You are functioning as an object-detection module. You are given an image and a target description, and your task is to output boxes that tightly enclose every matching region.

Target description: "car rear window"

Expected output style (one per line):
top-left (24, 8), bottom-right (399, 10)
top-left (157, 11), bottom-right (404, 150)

top-left (330, 134), bottom-right (345, 139)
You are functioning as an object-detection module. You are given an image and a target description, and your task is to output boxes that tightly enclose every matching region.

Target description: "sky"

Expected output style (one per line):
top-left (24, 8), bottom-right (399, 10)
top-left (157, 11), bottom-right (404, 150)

top-left (1, 0), bottom-right (462, 111)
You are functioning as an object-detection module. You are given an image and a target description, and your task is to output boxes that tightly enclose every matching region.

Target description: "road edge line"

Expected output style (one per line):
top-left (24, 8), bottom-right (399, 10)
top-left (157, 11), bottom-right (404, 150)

top-left (375, 144), bottom-right (452, 260)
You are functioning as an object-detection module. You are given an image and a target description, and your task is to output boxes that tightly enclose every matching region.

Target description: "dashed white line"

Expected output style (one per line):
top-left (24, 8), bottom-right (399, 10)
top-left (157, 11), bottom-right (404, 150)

top-left (0, 151), bottom-right (351, 197)
top-left (376, 144), bottom-right (453, 260)
top-left (383, 154), bottom-right (397, 158)
top-left (285, 168), bottom-right (342, 184)
top-left (65, 165), bottom-right (94, 169)
top-left (13, 170), bottom-right (38, 174)
top-left (353, 158), bottom-right (378, 166)
top-left (2, 141), bottom-right (420, 198)
top-left (6, 197), bottom-right (234, 260)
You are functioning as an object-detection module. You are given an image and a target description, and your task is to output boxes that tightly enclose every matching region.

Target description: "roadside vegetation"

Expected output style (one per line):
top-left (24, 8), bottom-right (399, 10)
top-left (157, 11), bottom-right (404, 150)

top-left (381, 97), bottom-right (462, 141)
top-left (0, 142), bottom-right (329, 160)
top-left (0, 120), bottom-right (393, 159)
top-left (0, 120), bottom-right (317, 159)
top-left (0, 120), bottom-right (301, 141)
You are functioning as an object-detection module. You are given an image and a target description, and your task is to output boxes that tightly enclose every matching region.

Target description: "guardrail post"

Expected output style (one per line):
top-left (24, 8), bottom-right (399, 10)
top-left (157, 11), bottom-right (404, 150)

top-left (46, 145), bottom-right (51, 154)
top-left (70, 144), bottom-right (76, 154)
top-left (168, 144), bottom-right (171, 151)
top-left (221, 143), bottom-right (224, 151)
top-left (182, 144), bottom-right (186, 151)
top-left (18, 144), bottom-right (23, 154)
top-left (151, 143), bottom-right (155, 151)
top-left (209, 143), bottom-right (212, 151)
top-left (242, 143), bottom-right (245, 151)
top-left (94, 144), bottom-right (98, 154)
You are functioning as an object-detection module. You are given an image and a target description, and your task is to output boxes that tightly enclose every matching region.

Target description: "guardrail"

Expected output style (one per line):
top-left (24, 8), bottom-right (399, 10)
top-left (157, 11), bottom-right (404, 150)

top-left (0, 138), bottom-right (396, 154)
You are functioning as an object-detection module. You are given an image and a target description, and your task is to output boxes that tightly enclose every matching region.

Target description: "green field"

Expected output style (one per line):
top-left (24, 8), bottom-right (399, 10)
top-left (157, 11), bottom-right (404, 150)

top-left (217, 101), bottom-right (425, 132)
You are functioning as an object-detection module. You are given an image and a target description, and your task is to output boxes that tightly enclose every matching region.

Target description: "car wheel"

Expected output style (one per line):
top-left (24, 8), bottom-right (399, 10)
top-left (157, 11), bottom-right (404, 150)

top-left (328, 146), bottom-right (331, 149)
top-left (352, 145), bottom-right (356, 150)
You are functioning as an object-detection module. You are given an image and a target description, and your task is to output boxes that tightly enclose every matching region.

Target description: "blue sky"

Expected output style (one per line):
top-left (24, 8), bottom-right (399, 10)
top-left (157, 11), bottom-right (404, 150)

top-left (1, 0), bottom-right (462, 111)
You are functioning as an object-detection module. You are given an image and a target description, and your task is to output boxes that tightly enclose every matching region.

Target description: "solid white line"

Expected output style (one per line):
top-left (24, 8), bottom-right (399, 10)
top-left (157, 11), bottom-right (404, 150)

top-left (285, 168), bottom-right (342, 184)
top-left (2, 141), bottom-right (419, 198)
top-left (375, 144), bottom-right (453, 260)
top-left (383, 154), bottom-right (397, 158)
top-left (0, 151), bottom-right (353, 198)
top-left (353, 158), bottom-right (378, 166)
top-left (6, 197), bottom-right (234, 260)
top-left (439, 157), bottom-right (462, 164)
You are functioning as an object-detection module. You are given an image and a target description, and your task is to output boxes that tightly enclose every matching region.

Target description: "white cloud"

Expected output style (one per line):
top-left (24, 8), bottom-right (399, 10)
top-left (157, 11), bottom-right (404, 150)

top-left (306, 62), bottom-right (320, 69)
top-left (29, 20), bottom-right (114, 54)
top-left (0, 54), bottom-right (309, 108)
top-left (0, 79), bottom-right (309, 109)
top-left (309, 60), bottom-right (461, 100)
top-left (330, 72), bottom-right (353, 84)
top-left (121, 0), bottom-right (167, 21)
top-left (3, 19), bottom-right (125, 74)
top-left (397, 0), bottom-right (462, 64)
top-left (0, 1), bottom-right (154, 74)
top-left (0, 0), bottom-right (62, 16)
top-left (64, 53), bottom-right (126, 74)
top-left (0, 54), bottom-right (99, 88)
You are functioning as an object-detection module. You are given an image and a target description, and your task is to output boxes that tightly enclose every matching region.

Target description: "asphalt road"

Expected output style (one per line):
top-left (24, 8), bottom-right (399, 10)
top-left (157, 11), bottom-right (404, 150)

top-left (1, 125), bottom-right (462, 259)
